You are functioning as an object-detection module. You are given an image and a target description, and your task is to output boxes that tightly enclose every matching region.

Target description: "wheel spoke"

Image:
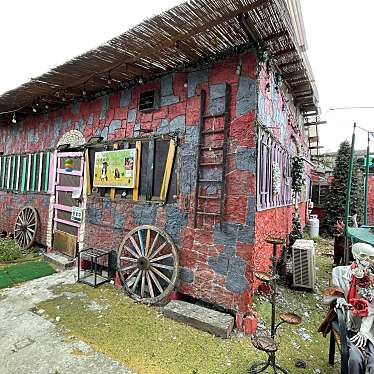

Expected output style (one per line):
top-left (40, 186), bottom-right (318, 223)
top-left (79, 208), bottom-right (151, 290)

top-left (150, 266), bottom-right (172, 284)
top-left (123, 245), bottom-right (140, 259)
top-left (120, 256), bottom-right (137, 262)
top-left (131, 270), bottom-right (142, 292)
top-left (149, 241), bottom-right (167, 260)
top-left (140, 271), bottom-right (146, 298)
top-left (126, 268), bottom-right (140, 285)
top-left (27, 227), bottom-right (35, 234)
top-left (148, 269), bottom-right (164, 294)
top-left (120, 264), bottom-right (137, 272)
top-left (146, 270), bottom-right (155, 298)
top-left (137, 230), bottom-right (144, 255)
top-left (151, 262), bottom-right (174, 271)
top-left (145, 229), bottom-right (151, 257)
top-left (147, 232), bottom-right (159, 256)
top-left (150, 253), bottom-right (173, 263)
top-left (129, 236), bottom-right (142, 257)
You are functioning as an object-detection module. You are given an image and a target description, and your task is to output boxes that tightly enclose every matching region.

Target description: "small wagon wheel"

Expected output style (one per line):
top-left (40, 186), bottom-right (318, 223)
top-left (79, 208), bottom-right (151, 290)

top-left (14, 206), bottom-right (38, 251)
top-left (117, 225), bottom-right (179, 304)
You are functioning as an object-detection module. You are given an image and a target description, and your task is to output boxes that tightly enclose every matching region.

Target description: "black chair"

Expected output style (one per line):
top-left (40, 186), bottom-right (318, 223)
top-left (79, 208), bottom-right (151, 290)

top-left (328, 307), bottom-right (349, 374)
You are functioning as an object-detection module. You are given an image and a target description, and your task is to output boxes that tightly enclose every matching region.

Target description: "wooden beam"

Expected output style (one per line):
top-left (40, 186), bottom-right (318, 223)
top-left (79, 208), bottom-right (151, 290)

top-left (133, 141), bottom-right (142, 201)
top-left (160, 139), bottom-right (176, 202)
top-left (84, 150), bottom-right (91, 195)
top-left (272, 47), bottom-right (296, 58)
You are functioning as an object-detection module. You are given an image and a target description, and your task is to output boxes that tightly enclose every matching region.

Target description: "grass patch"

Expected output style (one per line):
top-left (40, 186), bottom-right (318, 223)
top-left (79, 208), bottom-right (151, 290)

top-left (37, 242), bottom-right (339, 374)
top-left (0, 239), bottom-right (22, 261)
top-left (0, 261), bottom-right (55, 289)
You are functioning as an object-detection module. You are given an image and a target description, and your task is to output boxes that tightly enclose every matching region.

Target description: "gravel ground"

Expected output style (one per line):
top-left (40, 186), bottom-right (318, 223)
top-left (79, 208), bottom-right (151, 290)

top-left (0, 269), bottom-right (134, 374)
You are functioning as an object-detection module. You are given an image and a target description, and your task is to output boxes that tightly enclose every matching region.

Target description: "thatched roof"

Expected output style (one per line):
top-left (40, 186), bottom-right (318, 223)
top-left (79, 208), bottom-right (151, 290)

top-left (0, 0), bottom-right (318, 120)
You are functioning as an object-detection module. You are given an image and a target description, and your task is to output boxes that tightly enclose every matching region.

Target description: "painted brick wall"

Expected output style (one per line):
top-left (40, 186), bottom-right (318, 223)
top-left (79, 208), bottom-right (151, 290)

top-left (369, 175), bottom-right (374, 225)
top-left (0, 52), bottom-right (258, 313)
top-left (0, 193), bottom-right (50, 245)
top-left (0, 50), bottom-right (308, 314)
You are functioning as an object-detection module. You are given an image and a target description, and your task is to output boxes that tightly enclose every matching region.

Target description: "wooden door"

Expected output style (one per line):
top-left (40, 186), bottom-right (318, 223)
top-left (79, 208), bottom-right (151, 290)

top-left (53, 152), bottom-right (84, 257)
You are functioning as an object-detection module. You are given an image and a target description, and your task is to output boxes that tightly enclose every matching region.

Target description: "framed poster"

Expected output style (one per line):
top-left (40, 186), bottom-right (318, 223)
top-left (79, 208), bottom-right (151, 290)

top-left (93, 149), bottom-right (137, 188)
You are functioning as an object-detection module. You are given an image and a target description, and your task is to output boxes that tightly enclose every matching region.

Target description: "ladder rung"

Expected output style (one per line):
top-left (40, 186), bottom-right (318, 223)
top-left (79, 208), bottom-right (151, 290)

top-left (201, 129), bottom-right (224, 135)
top-left (198, 179), bottom-right (222, 183)
top-left (203, 112), bottom-right (225, 119)
top-left (197, 211), bottom-right (221, 216)
top-left (198, 195), bottom-right (219, 199)
top-left (200, 145), bottom-right (224, 151)
top-left (199, 162), bottom-right (223, 167)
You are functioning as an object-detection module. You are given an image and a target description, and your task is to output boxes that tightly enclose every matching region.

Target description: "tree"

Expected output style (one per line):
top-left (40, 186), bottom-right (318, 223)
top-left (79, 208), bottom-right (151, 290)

top-left (325, 141), bottom-right (364, 233)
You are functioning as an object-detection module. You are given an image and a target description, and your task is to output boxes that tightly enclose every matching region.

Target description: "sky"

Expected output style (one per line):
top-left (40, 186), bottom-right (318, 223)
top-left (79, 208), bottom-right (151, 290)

top-left (0, 0), bottom-right (373, 152)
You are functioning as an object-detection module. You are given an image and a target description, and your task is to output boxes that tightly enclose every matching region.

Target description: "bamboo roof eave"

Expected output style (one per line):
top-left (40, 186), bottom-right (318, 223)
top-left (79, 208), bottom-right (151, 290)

top-left (0, 0), bottom-right (318, 119)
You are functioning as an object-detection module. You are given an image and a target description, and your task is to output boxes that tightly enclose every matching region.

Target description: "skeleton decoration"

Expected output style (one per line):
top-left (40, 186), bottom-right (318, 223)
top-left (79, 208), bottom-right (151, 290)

top-left (333, 243), bottom-right (374, 350)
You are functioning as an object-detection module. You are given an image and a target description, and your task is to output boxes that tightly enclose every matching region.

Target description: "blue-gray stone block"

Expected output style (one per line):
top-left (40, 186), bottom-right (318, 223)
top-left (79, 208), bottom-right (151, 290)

top-left (213, 223), bottom-right (238, 246)
top-left (75, 118), bottom-right (84, 132)
top-left (246, 196), bottom-right (256, 226)
top-left (170, 115), bottom-right (185, 133)
top-left (108, 119), bottom-right (121, 135)
top-left (160, 74), bottom-right (174, 97)
top-left (127, 108), bottom-right (137, 123)
top-left (100, 127), bottom-right (109, 140)
top-left (237, 224), bottom-right (254, 244)
top-left (209, 83), bottom-right (226, 99)
top-left (120, 89), bottom-right (131, 108)
top-left (165, 204), bottom-right (188, 244)
top-left (180, 267), bottom-right (194, 283)
top-left (188, 69), bottom-right (208, 98)
top-left (100, 96), bottom-right (109, 121)
top-left (180, 155), bottom-right (197, 195)
top-left (225, 256), bottom-right (250, 293)
top-left (235, 147), bottom-right (256, 172)
top-left (208, 253), bottom-right (229, 276)
top-left (133, 204), bottom-right (157, 226)
top-left (236, 76), bottom-right (256, 117)
top-left (87, 113), bottom-right (94, 125)
top-left (157, 119), bottom-right (170, 135)
top-left (161, 95), bottom-right (179, 106)
top-left (72, 102), bottom-right (80, 116)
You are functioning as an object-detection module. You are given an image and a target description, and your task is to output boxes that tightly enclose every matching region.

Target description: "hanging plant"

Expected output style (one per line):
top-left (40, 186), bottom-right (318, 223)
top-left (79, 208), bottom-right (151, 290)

top-left (291, 156), bottom-right (304, 193)
top-left (272, 162), bottom-right (281, 196)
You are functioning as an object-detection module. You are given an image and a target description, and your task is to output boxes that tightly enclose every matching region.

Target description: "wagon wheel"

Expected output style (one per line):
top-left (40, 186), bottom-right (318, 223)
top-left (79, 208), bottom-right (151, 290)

top-left (117, 225), bottom-right (179, 304)
top-left (14, 206), bottom-right (38, 251)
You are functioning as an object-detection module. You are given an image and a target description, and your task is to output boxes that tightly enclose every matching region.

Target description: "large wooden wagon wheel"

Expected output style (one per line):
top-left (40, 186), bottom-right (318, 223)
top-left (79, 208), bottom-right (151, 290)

top-left (14, 206), bottom-right (38, 251)
top-left (117, 225), bottom-right (179, 304)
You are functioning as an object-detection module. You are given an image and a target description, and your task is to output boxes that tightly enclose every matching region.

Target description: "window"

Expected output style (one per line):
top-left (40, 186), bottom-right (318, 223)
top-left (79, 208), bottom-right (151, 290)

top-left (258, 129), bottom-right (292, 210)
top-left (0, 151), bottom-right (51, 193)
top-left (312, 184), bottom-right (329, 207)
top-left (139, 89), bottom-right (158, 112)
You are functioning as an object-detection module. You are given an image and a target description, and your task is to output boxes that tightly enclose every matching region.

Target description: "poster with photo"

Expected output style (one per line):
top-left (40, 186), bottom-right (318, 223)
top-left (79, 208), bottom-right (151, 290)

top-left (93, 149), bottom-right (137, 188)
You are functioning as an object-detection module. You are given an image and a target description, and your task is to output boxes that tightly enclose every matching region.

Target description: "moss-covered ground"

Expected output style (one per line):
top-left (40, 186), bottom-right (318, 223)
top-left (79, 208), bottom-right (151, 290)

top-left (37, 239), bottom-right (339, 374)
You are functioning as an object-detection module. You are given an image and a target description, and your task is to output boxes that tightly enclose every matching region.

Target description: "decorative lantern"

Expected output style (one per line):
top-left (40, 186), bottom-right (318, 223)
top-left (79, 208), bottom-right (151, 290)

top-left (64, 158), bottom-right (73, 172)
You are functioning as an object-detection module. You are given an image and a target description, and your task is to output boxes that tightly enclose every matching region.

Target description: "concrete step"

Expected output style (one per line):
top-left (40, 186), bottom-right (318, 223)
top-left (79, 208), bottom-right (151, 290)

top-left (44, 252), bottom-right (76, 271)
top-left (163, 300), bottom-right (234, 338)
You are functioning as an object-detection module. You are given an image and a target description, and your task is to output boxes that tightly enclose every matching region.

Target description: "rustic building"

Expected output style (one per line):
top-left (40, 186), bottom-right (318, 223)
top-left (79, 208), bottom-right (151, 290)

top-left (0, 0), bottom-right (318, 316)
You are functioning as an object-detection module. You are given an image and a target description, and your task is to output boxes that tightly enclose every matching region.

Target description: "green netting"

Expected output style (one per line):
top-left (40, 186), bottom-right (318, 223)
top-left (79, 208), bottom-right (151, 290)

top-left (347, 226), bottom-right (374, 246)
top-left (0, 261), bottom-right (55, 289)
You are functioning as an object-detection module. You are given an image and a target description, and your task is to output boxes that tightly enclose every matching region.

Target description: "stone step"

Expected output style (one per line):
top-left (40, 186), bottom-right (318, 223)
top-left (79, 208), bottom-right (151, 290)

top-left (163, 300), bottom-right (234, 338)
top-left (43, 252), bottom-right (76, 271)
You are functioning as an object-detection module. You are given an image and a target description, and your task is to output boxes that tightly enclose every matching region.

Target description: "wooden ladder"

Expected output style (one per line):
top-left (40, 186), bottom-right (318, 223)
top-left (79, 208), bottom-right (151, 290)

top-left (193, 85), bottom-right (230, 231)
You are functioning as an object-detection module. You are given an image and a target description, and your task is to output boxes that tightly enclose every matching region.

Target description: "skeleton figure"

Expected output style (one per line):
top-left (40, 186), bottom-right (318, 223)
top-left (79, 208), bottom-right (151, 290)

top-left (328, 242), bottom-right (374, 373)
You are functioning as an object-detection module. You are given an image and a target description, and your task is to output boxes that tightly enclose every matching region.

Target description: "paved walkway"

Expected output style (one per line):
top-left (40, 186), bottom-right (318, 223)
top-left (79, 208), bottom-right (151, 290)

top-left (0, 269), bottom-right (134, 374)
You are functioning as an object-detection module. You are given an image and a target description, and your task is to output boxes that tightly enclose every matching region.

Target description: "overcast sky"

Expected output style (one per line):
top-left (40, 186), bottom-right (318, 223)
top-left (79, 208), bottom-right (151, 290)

top-left (0, 0), bottom-right (372, 152)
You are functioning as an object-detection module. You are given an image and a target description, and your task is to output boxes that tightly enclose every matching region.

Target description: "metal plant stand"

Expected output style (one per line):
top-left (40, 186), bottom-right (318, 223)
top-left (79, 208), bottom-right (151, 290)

top-left (249, 237), bottom-right (302, 374)
top-left (78, 248), bottom-right (111, 287)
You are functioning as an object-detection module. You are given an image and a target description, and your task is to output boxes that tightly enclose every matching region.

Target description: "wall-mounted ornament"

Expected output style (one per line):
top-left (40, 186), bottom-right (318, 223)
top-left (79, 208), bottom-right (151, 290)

top-left (64, 158), bottom-right (73, 172)
top-left (71, 206), bottom-right (82, 222)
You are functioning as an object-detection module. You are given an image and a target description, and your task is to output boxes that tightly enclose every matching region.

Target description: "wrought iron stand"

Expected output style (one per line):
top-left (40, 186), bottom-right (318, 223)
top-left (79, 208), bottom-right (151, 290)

top-left (249, 237), bottom-right (302, 374)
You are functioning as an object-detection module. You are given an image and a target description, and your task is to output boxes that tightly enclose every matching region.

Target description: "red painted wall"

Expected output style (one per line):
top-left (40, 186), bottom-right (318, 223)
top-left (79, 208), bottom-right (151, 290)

top-left (369, 175), bottom-right (374, 225)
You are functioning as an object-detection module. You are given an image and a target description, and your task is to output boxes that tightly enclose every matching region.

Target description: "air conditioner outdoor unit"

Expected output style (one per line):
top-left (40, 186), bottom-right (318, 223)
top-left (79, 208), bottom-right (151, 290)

top-left (292, 239), bottom-right (316, 290)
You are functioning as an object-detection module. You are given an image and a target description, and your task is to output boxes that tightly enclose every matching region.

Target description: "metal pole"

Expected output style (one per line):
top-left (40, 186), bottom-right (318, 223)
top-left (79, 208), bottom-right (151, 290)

top-left (364, 131), bottom-right (370, 225)
top-left (344, 123), bottom-right (356, 264)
